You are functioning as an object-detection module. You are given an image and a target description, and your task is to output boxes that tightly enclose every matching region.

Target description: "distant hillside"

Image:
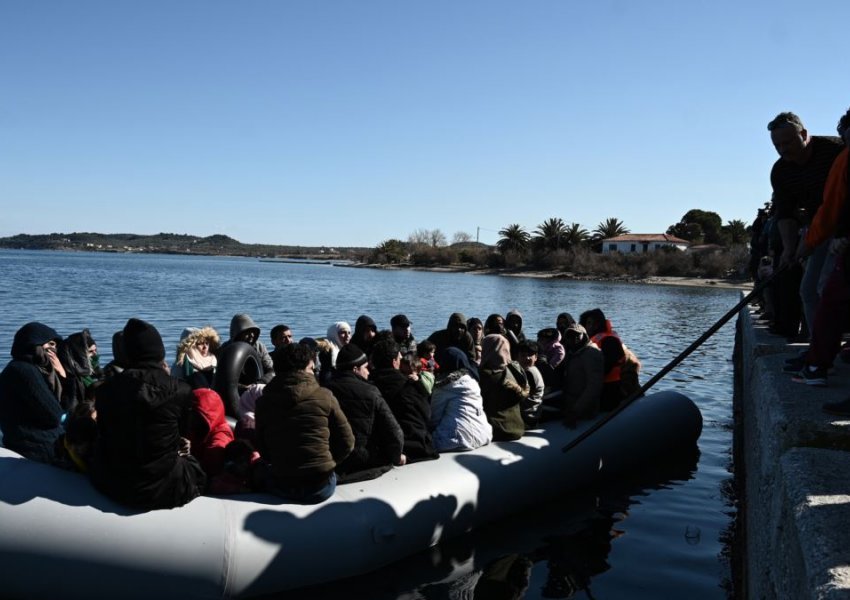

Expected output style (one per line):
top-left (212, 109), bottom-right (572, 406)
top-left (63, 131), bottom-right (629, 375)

top-left (0, 232), bottom-right (369, 259)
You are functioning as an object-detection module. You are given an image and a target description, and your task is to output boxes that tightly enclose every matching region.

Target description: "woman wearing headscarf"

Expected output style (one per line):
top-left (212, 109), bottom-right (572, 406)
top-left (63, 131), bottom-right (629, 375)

top-left (479, 334), bottom-right (529, 441)
top-left (0, 322), bottom-right (65, 463)
top-left (325, 321), bottom-right (352, 368)
top-left (429, 348), bottom-right (492, 452)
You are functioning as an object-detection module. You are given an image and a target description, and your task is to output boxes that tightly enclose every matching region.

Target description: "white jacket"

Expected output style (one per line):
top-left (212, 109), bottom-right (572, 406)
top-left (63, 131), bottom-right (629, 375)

top-left (429, 370), bottom-right (493, 452)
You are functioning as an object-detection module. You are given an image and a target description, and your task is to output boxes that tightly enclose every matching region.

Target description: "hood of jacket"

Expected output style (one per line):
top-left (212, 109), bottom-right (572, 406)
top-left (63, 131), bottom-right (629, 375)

top-left (11, 322), bottom-right (62, 362)
top-left (191, 388), bottom-right (227, 432)
top-left (446, 313), bottom-right (467, 331)
top-left (480, 334), bottom-right (512, 371)
top-left (230, 314), bottom-right (260, 341)
top-left (505, 309), bottom-right (523, 332)
top-left (58, 329), bottom-right (95, 377)
top-left (353, 315), bottom-right (377, 336)
top-left (563, 322), bottom-right (590, 351)
top-left (176, 326), bottom-right (221, 360)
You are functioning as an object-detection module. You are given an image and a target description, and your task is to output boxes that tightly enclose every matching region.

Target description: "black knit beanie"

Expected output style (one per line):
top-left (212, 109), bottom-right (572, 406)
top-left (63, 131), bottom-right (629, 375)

top-left (123, 318), bottom-right (165, 365)
top-left (335, 343), bottom-right (368, 371)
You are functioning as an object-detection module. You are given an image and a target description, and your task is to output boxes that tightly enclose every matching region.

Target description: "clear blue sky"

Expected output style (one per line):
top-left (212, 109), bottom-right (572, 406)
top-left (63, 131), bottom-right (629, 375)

top-left (2, 1), bottom-right (848, 247)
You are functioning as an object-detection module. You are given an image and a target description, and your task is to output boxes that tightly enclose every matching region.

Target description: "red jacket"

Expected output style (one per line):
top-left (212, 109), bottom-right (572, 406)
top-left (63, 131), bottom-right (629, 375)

top-left (190, 388), bottom-right (235, 476)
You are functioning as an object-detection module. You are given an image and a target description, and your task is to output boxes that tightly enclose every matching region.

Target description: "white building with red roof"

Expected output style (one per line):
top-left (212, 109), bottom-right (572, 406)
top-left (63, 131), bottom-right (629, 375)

top-left (601, 233), bottom-right (690, 254)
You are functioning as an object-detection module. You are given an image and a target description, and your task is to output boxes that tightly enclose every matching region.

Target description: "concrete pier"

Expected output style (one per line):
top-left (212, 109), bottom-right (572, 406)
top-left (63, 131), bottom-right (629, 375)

top-left (735, 303), bottom-right (850, 599)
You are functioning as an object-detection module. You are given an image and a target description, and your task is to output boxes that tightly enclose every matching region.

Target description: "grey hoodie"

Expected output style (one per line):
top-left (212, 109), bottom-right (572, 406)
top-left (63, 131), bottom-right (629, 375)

top-left (223, 314), bottom-right (274, 383)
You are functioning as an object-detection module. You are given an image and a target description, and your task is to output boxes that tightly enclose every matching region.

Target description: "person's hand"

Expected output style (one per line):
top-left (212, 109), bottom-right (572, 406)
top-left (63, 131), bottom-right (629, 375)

top-left (178, 437), bottom-right (191, 456)
top-left (46, 346), bottom-right (66, 378)
top-left (396, 453), bottom-right (407, 466)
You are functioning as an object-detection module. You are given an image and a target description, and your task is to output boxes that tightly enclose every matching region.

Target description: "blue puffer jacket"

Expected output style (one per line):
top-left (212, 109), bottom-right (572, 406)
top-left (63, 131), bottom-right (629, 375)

top-left (0, 322), bottom-right (64, 463)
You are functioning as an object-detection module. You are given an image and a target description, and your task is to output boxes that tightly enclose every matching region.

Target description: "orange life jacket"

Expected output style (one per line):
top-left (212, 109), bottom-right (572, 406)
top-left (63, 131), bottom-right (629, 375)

top-left (590, 320), bottom-right (641, 385)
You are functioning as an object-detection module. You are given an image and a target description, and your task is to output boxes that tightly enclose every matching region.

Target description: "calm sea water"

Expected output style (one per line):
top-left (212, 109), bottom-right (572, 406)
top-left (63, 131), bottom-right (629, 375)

top-left (0, 250), bottom-right (738, 598)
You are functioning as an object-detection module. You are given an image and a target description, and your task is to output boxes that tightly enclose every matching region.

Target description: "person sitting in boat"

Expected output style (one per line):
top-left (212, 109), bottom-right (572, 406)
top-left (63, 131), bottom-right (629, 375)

top-left (467, 317), bottom-right (484, 364)
top-left (325, 321), bottom-right (352, 368)
top-left (429, 347), bottom-right (492, 452)
top-left (390, 314), bottom-right (417, 355)
top-left (55, 328), bottom-right (101, 415)
top-left (102, 330), bottom-right (128, 379)
top-left (537, 327), bottom-right (565, 370)
top-left (186, 387), bottom-right (235, 481)
top-left (325, 344), bottom-right (405, 482)
top-left (516, 340), bottom-right (544, 427)
top-left (504, 309), bottom-right (527, 356)
top-left (479, 334), bottom-right (529, 442)
top-left (369, 339), bottom-right (439, 464)
top-left (0, 322), bottom-right (65, 464)
top-left (579, 309), bottom-right (640, 411)
top-left (255, 343), bottom-right (354, 503)
top-left (220, 314), bottom-right (275, 385)
top-left (560, 322), bottom-right (603, 425)
top-left (171, 326), bottom-right (220, 389)
top-left (89, 318), bottom-right (206, 510)
top-left (269, 324), bottom-right (293, 352)
top-left (484, 313), bottom-right (506, 336)
top-left (556, 312), bottom-right (576, 337)
top-left (351, 315), bottom-right (378, 357)
top-left (429, 312), bottom-right (476, 364)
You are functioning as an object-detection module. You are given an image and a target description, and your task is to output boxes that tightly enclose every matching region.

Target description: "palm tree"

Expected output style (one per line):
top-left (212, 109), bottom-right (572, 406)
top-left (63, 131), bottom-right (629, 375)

top-left (533, 217), bottom-right (569, 252)
top-left (563, 222), bottom-right (590, 248)
top-left (593, 217), bottom-right (630, 241)
top-left (723, 219), bottom-right (749, 245)
top-left (497, 224), bottom-right (531, 255)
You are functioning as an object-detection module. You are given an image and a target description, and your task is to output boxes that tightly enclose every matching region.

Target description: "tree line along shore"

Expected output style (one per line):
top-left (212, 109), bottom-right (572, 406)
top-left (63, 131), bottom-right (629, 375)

top-left (0, 209), bottom-right (753, 283)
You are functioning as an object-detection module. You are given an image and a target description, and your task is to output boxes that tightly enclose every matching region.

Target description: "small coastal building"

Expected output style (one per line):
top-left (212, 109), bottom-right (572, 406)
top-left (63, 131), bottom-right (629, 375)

top-left (601, 234), bottom-right (690, 254)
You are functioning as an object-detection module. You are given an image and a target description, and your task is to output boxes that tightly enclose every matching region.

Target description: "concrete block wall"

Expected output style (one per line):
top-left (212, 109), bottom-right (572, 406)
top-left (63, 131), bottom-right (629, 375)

top-left (735, 304), bottom-right (850, 599)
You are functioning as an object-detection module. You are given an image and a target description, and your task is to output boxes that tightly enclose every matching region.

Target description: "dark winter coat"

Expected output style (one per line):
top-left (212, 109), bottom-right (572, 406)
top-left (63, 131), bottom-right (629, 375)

top-left (429, 313), bottom-right (476, 364)
top-left (90, 365), bottom-right (206, 510)
top-left (325, 371), bottom-right (404, 478)
top-left (0, 323), bottom-right (64, 463)
top-left (256, 370), bottom-right (354, 486)
top-left (370, 368), bottom-right (438, 462)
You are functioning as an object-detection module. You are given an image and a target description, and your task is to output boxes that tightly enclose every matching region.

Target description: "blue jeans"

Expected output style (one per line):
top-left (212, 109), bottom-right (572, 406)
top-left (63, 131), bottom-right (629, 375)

top-left (268, 471), bottom-right (337, 505)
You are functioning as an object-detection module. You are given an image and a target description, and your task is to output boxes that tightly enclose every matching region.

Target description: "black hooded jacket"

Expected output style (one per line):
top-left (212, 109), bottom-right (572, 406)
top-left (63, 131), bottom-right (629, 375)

top-left (0, 322), bottom-right (64, 463)
top-left (428, 313), bottom-right (476, 363)
top-left (370, 368), bottom-right (438, 462)
top-left (90, 366), bottom-right (206, 510)
top-left (351, 315), bottom-right (378, 357)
